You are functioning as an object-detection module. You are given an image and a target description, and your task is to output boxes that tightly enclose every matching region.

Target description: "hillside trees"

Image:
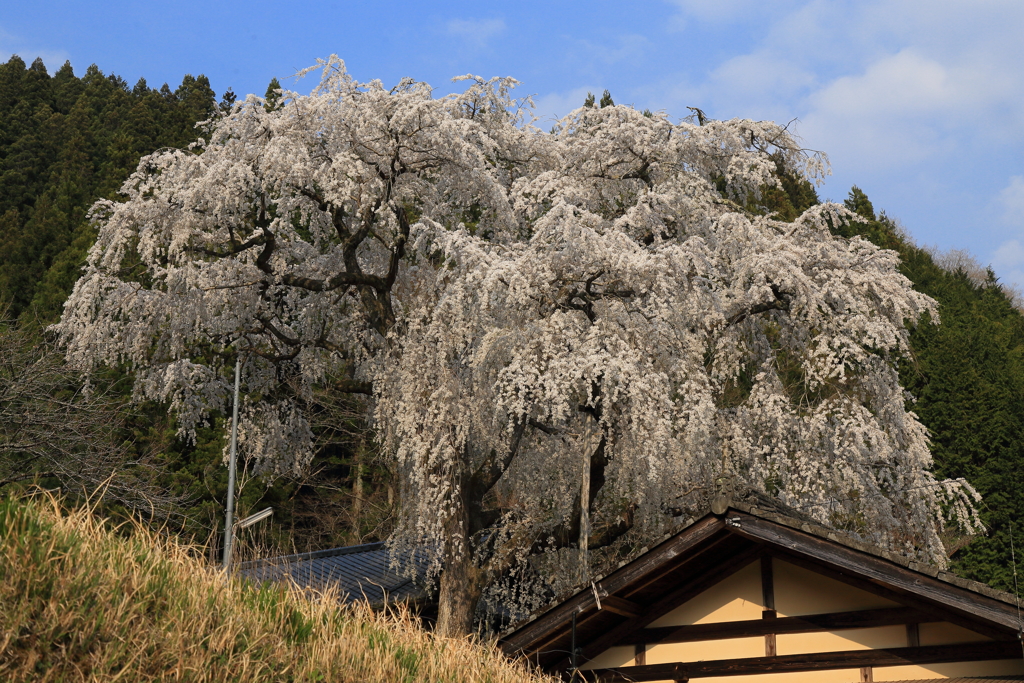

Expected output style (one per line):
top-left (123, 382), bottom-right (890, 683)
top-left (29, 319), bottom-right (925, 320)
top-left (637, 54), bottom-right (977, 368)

top-left (55, 56), bottom-right (982, 635)
top-left (0, 54), bottom-right (393, 557)
top-left (0, 55), bottom-right (218, 324)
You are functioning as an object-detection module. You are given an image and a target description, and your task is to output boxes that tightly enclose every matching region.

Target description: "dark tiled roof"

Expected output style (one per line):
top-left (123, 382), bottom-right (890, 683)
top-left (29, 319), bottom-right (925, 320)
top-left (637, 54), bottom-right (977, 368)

top-left (237, 542), bottom-right (433, 606)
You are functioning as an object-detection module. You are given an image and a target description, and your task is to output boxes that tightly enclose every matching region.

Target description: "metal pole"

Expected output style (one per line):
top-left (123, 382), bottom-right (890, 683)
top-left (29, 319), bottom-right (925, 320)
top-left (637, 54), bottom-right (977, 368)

top-left (570, 610), bottom-right (578, 682)
top-left (222, 356), bottom-right (241, 570)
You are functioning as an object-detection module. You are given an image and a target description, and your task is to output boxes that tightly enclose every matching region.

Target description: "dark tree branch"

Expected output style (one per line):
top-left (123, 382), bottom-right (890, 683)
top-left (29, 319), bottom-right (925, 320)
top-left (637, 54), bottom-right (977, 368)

top-left (195, 233), bottom-right (267, 258)
top-left (727, 285), bottom-right (793, 326)
top-left (333, 379), bottom-right (373, 395)
top-left (258, 317), bottom-right (300, 346)
top-left (386, 206), bottom-right (411, 288)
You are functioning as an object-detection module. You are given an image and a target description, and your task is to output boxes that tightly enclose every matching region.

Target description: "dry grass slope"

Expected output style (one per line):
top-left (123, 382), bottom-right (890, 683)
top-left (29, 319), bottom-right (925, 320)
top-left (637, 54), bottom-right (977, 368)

top-left (0, 494), bottom-right (555, 683)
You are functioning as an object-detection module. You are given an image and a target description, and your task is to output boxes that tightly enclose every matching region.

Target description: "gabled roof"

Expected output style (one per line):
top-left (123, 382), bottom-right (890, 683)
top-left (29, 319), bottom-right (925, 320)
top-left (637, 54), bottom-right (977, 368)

top-left (238, 542), bottom-right (431, 606)
top-left (499, 499), bottom-right (1024, 680)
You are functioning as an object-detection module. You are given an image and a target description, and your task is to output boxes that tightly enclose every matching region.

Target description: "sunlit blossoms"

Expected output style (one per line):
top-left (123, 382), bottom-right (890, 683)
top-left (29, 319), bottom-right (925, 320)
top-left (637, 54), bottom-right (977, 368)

top-left (55, 56), bottom-right (981, 635)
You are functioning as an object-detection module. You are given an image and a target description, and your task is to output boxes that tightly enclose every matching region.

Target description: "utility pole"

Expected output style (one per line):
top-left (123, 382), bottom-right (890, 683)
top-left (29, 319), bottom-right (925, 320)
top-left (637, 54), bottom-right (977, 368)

top-left (222, 356), bottom-right (241, 570)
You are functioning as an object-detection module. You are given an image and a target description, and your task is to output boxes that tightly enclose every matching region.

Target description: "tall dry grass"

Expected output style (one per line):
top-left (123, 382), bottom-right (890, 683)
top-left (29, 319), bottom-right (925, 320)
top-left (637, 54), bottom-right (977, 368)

top-left (0, 493), bottom-right (554, 683)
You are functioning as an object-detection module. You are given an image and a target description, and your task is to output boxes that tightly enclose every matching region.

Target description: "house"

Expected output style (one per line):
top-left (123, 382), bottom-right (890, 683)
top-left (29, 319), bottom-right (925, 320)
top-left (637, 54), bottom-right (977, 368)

top-left (499, 499), bottom-right (1024, 682)
top-left (242, 498), bottom-right (1024, 681)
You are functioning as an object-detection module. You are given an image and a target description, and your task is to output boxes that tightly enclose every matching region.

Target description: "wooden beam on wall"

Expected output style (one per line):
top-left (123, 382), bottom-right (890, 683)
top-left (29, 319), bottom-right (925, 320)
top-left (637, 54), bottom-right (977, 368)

top-left (588, 640), bottom-right (1022, 682)
top-left (761, 555), bottom-right (776, 656)
top-left (601, 595), bottom-right (642, 619)
top-left (906, 622), bottom-right (920, 647)
top-left (768, 547), bottom-right (1014, 641)
top-left (614, 606), bottom-right (932, 645)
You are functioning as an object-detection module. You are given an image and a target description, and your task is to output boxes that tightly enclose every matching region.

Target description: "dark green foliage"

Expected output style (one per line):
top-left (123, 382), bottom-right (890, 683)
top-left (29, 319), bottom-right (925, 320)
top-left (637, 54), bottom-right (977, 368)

top-left (844, 185), bottom-right (875, 220)
top-left (751, 153), bottom-right (820, 221)
top-left (264, 78), bottom-right (283, 113)
top-left (583, 92), bottom-right (595, 108)
top-left (0, 55), bottom-right (217, 323)
top-left (220, 88), bottom-right (237, 113)
top-left (599, 90), bottom-right (614, 108)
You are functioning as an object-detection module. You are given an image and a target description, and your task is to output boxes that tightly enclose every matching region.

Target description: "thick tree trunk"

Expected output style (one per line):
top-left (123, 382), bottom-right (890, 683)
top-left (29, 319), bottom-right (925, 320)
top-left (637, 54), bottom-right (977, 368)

top-left (436, 546), bottom-right (485, 637)
top-left (435, 480), bottom-right (486, 637)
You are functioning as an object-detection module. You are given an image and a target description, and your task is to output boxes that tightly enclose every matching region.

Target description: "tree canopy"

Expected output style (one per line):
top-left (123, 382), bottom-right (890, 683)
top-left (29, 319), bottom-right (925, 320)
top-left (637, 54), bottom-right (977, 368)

top-left (54, 56), bottom-right (983, 635)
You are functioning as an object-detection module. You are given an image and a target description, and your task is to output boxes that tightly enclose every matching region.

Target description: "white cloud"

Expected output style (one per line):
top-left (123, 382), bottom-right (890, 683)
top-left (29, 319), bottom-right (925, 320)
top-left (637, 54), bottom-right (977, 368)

top-left (990, 240), bottom-right (1024, 291)
top-left (445, 18), bottom-right (505, 50)
top-left (652, 0), bottom-right (1024, 286)
top-left (986, 178), bottom-right (1024, 288)
top-left (707, 53), bottom-right (815, 108)
top-left (992, 239), bottom-right (1024, 270)
top-left (997, 176), bottom-right (1024, 223)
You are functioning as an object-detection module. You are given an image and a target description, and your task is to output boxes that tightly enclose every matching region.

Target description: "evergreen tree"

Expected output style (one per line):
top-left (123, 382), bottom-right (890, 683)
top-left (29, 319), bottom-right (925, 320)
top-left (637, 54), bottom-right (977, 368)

top-left (0, 56), bottom-right (217, 322)
top-left (264, 77), bottom-right (282, 112)
top-left (219, 88), bottom-right (237, 113)
top-left (845, 185), bottom-right (876, 220)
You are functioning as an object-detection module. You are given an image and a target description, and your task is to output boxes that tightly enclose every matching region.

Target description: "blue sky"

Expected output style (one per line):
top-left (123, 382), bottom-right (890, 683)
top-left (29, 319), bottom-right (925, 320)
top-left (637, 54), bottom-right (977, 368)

top-left (4, 1), bottom-right (1024, 287)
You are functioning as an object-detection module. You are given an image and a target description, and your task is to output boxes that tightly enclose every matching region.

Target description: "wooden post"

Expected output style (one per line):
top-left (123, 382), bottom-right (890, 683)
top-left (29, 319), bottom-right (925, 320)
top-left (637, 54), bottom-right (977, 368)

top-left (634, 643), bottom-right (646, 666)
top-left (860, 666), bottom-right (874, 682)
top-left (906, 622), bottom-right (920, 647)
top-left (761, 555), bottom-right (777, 656)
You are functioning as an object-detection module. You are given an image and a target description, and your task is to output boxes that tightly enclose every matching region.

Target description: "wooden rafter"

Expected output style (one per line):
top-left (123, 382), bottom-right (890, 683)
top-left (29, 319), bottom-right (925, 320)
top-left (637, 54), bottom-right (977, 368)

top-left (588, 641), bottom-right (1022, 681)
top-left (501, 516), bottom-right (726, 657)
top-left (613, 606), bottom-right (934, 645)
top-left (501, 506), bottom-right (1024, 680)
top-left (767, 544), bottom-right (1016, 641)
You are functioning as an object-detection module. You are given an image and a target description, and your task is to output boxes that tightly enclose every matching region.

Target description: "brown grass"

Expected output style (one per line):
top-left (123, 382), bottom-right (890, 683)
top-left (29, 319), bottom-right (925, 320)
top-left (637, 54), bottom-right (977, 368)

top-left (0, 493), bottom-right (554, 683)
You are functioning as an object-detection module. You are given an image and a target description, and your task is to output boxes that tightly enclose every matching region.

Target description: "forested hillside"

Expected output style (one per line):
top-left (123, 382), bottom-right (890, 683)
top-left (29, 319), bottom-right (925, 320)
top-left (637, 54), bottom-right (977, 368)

top-left (0, 55), bottom-right (221, 324)
top-left (1, 54), bottom-right (1022, 596)
top-left (835, 192), bottom-right (1024, 592)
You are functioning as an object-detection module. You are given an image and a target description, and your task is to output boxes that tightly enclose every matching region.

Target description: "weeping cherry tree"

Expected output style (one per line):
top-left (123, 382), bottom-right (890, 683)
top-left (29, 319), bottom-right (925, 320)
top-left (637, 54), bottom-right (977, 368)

top-left (55, 57), bottom-right (982, 636)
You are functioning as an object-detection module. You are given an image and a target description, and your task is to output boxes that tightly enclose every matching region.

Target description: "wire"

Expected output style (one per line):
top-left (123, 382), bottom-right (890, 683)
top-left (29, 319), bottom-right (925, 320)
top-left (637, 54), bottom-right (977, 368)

top-left (1010, 520), bottom-right (1024, 659)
